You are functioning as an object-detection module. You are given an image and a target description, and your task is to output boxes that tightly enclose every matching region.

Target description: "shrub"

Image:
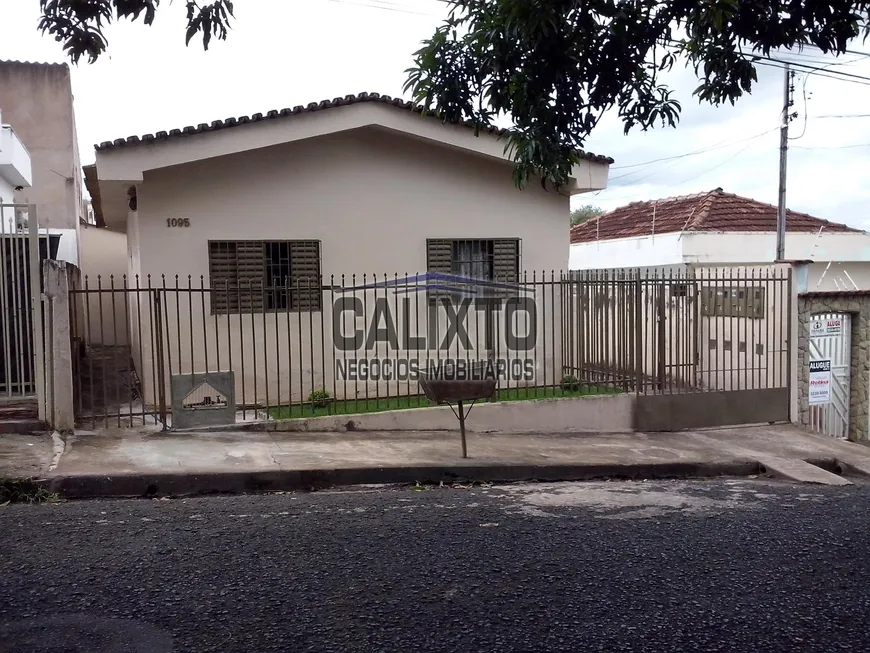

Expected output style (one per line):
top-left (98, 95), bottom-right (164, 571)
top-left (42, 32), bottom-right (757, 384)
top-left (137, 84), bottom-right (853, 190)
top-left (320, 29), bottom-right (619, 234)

top-left (560, 374), bottom-right (581, 392)
top-left (308, 390), bottom-right (332, 408)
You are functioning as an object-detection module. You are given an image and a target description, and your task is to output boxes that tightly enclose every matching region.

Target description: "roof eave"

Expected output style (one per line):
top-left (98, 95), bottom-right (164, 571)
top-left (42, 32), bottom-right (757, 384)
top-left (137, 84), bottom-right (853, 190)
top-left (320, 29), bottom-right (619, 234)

top-left (94, 99), bottom-right (612, 192)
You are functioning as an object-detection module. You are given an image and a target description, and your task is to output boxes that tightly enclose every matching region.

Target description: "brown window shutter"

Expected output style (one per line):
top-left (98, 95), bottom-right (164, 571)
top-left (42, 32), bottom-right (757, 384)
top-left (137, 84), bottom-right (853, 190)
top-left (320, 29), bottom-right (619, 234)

top-left (209, 241), bottom-right (239, 314)
top-left (426, 239), bottom-right (453, 303)
top-left (236, 241), bottom-right (265, 312)
top-left (289, 240), bottom-right (322, 311)
top-left (492, 238), bottom-right (520, 283)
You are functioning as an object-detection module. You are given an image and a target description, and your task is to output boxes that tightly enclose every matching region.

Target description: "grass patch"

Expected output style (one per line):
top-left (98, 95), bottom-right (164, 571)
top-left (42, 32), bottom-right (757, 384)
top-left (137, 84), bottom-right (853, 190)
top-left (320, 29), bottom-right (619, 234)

top-left (0, 478), bottom-right (59, 505)
top-left (270, 385), bottom-right (621, 420)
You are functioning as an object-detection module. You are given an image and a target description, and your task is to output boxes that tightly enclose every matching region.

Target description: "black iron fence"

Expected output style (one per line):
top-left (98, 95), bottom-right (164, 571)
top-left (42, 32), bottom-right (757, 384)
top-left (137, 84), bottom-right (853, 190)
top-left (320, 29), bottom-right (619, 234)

top-left (69, 266), bottom-right (791, 428)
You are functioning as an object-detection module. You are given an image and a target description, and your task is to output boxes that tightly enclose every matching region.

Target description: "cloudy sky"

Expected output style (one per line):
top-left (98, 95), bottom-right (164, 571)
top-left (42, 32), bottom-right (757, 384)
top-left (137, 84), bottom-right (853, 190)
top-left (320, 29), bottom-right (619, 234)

top-left (2, 0), bottom-right (870, 227)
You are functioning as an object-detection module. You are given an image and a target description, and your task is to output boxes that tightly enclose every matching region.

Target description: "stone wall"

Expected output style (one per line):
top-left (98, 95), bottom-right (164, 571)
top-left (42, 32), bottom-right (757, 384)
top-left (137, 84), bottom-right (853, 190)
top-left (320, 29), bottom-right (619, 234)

top-left (797, 293), bottom-right (870, 441)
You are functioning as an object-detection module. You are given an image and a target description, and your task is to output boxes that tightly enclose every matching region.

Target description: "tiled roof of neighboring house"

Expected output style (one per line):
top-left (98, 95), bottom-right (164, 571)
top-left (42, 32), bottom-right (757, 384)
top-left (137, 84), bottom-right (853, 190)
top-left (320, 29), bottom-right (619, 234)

top-left (0, 59), bottom-right (68, 68)
top-left (570, 188), bottom-right (863, 244)
top-left (93, 92), bottom-right (613, 164)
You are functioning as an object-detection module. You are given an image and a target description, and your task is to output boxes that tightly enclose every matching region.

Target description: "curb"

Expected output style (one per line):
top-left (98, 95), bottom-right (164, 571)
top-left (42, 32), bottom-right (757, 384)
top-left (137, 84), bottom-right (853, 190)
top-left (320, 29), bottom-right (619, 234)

top-left (44, 459), bottom-right (762, 499)
top-left (0, 420), bottom-right (48, 435)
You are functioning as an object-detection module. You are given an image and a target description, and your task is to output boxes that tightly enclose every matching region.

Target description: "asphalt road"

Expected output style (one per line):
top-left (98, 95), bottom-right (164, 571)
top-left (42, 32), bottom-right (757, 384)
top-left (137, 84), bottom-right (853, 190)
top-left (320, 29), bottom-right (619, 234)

top-left (2, 478), bottom-right (869, 653)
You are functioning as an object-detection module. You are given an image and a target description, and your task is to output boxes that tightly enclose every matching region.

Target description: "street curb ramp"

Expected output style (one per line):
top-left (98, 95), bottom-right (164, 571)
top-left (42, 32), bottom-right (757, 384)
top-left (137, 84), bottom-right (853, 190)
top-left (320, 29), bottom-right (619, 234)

top-left (45, 459), bottom-right (762, 499)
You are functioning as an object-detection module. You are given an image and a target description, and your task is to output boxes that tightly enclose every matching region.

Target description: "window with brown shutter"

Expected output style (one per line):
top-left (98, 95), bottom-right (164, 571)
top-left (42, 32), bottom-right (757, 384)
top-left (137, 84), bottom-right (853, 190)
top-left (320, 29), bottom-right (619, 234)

top-left (208, 240), bottom-right (322, 314)
top-left (425, 238), bottom-right (521, 303)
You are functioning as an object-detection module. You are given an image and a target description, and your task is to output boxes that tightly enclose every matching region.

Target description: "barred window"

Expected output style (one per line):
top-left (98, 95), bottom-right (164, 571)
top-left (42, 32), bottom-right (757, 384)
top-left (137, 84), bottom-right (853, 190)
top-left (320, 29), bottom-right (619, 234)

top-left (426, 238), bottom-right (520, 303)
top-left (208, 240), bottom-right (321, 314)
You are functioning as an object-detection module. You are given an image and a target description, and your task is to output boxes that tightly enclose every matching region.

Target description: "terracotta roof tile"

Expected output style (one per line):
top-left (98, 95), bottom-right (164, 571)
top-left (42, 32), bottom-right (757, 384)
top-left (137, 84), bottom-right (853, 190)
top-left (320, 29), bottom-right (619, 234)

top-left (94, 92), bottom-right (613, 164)
top-left (570, 188), bottom-right (863, 244)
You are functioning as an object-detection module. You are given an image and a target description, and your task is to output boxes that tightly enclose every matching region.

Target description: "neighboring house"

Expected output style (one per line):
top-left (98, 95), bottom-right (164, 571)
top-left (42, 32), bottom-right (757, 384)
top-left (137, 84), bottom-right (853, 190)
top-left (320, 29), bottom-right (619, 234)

top-left (0, 60), bottom-right (85, 264)
top-left (570, 188), bottom-right (870, 291)
top-left (83, 92), bottom-right (612, 413)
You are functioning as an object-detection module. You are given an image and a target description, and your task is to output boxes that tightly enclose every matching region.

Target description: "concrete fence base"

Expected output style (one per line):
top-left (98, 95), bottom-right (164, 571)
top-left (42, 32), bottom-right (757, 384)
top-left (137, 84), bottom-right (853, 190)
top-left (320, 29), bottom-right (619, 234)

top-left (246, 393), bottom-right (636, 434)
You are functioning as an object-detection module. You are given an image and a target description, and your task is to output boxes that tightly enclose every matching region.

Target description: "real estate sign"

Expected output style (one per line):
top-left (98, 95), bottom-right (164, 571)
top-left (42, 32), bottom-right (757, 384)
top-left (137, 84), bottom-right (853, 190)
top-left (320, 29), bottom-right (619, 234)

top-left (810, 318), bottom-right (843, 338)
top-left (808, 359), bottom-right (832, 405)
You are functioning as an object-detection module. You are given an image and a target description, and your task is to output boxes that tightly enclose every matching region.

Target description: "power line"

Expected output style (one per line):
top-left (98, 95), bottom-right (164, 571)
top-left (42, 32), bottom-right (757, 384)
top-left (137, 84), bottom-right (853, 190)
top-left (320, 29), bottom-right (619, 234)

top-left (318, 0), bottom-right (441, 17)
top-left (813, 113), bottom-right (870, 118)
top-left (786, 55), bottom-right (865, 140)
top-left (665, 37), bottom-right (870, 86)
top-left (791, 70), bottom-right (810, 140)
top-left (801, 43), bottom-right (870, 59)
top-left (792, 142), bottom-right (870, 150)
top-left (754, 59), bottom-right (870, 87)
top-left (608, 127), bottom-right (779, 181)
top-left (609, 128), bottom-right (776, 170)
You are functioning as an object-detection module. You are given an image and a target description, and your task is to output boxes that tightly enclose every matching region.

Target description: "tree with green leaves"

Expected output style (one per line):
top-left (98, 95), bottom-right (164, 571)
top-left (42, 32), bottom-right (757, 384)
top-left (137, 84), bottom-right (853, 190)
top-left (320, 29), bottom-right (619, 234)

top-left (571, 204), bottom-right (606, 226)
top-left (37, 1), bottom-right (236, 63)
top-left (38, 1), bottom-right (869, 188)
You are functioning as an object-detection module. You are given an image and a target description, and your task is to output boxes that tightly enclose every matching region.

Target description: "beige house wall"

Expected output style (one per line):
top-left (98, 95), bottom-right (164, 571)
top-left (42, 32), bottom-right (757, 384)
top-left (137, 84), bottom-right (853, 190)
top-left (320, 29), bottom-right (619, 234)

top-left (128, 128), bottom-right (570, 408)
top-left (77, 225), bottom-right (129, 345)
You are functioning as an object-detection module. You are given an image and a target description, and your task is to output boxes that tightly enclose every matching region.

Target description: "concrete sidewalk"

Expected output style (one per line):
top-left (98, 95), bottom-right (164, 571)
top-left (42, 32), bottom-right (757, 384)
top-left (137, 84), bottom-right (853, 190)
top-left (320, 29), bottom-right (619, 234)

top-left (3, 424), bottom-right (870, 498)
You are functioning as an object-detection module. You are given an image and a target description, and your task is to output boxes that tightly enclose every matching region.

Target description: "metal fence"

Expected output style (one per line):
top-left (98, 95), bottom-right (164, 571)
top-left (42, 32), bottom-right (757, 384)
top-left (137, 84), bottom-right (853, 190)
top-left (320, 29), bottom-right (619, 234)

top-left (564, 265), bottom-right (792, 395)
top-left (69, 265), bottom-right (791, 428)
top-left (0, 203), bottom-right (45, 404)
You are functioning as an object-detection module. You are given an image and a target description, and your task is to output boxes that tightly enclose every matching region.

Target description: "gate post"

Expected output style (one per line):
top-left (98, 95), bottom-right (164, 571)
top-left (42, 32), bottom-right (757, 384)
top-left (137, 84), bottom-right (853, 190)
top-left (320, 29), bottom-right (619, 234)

top-left (789, 262), bottom-right (808, 424)
top-left (26, 205), bottom-right (46, 420)
top-left (42, 259), bottom-right (79, 432)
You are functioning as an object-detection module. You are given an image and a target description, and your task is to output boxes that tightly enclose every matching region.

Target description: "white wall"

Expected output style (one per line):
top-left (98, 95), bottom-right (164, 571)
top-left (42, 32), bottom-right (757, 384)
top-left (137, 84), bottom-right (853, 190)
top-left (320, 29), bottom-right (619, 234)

top-left (49, 228), bottom-right (78, 265)
top-left (804, 261), bottom-right (870, 291)
top-left (683, 232), bottom-right (870, 264)
top-left (570, 233), bottom-right (684, 270)
top-left (570, 231), bottom-right (870, 290)
top-left (0, 123), bottom-right (33, 189)
top-left (0, 177), bottom-right (14, 208)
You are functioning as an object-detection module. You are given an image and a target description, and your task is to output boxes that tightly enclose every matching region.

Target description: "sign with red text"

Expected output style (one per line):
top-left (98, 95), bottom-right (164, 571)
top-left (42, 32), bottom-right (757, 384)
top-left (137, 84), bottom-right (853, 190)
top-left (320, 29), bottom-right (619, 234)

top-left (810, 318), bottom-right (843, 339)
top-left (808, 359), bottom-right (832, 405)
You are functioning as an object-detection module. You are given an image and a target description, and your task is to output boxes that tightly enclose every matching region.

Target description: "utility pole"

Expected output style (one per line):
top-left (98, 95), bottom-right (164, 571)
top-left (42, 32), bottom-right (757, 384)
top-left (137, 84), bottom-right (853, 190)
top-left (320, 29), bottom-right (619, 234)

top-left (776, 64), bottom-right (794, 261)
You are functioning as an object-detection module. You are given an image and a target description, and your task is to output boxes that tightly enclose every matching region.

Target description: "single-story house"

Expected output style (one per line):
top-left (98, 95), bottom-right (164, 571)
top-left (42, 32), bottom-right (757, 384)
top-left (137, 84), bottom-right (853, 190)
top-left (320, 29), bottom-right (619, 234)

top-left (566, 188), bottom-right (868, 398)
top-left (83, 92), bottom-right (612, 415)
top-left (570, 188), bottom-right (870, 291)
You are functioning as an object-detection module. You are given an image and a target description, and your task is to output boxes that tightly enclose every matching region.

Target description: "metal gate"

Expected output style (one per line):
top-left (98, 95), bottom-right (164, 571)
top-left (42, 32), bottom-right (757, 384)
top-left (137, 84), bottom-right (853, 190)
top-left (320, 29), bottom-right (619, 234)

top-left (808, 312), bottom-right (850, 439)
top-left (0, 203), bottom-right (44, 403)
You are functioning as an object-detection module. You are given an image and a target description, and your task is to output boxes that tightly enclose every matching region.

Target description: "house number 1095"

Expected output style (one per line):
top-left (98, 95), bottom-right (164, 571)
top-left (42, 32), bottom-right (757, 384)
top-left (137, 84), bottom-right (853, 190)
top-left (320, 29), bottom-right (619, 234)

top-left (166, 218), bottom-right (190, 227)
